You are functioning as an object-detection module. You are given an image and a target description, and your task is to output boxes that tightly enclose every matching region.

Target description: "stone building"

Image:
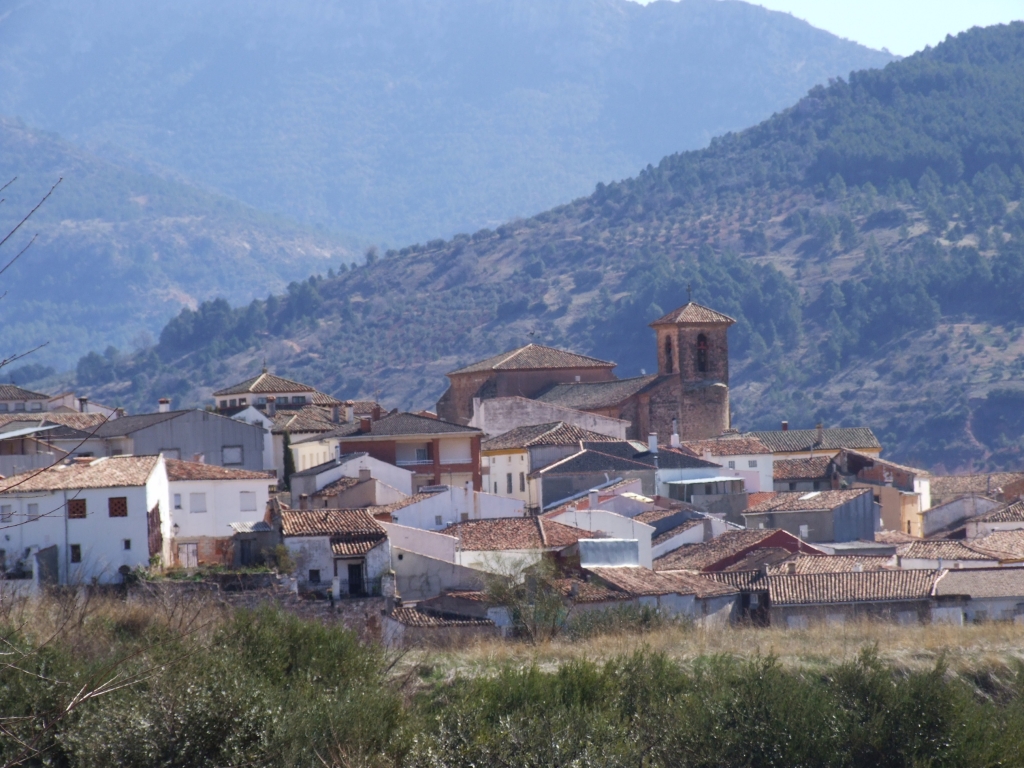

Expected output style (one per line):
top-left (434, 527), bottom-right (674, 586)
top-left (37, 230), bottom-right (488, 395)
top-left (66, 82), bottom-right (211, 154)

top-left (437, 301), bottom-right (735, 444)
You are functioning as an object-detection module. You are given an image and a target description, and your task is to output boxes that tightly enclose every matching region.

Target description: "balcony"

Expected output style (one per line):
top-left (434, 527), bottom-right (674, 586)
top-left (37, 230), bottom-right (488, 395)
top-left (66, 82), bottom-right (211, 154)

top-left (395, 459), bottom-right (435, 467)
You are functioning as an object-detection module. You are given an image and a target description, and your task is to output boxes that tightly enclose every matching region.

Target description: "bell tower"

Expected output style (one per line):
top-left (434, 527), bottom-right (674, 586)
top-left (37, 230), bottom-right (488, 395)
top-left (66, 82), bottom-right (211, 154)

top-left (647, 301), bottom-right (736, 441)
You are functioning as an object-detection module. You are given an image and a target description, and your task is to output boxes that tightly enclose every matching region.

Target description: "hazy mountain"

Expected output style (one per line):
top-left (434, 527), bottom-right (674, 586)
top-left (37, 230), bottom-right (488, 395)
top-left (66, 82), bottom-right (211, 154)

top-left (75, 23), bottom-right (1024, 472)
top-left (0, 0), bottom-right (892, 244)
top-left (0, 117), bottom-right (352, 369)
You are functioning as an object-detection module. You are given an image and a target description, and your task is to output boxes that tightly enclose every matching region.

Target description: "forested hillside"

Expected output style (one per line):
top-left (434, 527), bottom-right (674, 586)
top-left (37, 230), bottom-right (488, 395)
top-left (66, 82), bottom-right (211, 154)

top-left (80, 23), bottom-right (1024, 471)
top-left (0, 118), bottom-right (352, 368)
top-left (0, 0), bottom-right (891, 243)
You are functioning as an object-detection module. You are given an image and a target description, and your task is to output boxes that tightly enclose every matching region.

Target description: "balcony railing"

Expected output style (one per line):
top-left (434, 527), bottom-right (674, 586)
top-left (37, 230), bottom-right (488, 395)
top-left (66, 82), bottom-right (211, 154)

top-left (395, 459), bottom-right (435, 466)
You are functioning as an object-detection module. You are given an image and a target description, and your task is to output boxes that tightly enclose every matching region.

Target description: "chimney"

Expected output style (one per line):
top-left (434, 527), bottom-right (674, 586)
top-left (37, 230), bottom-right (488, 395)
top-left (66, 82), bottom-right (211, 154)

top-left (299, 493), bottom-right (309, 510)
top-left (816, 422), bottom-right (824, 445)
top-left (360, 416), bottom-right (372, 433)
top-left (785, 561), bottom-right (796, 575)
top-left (588, 489), bottom-right (599, 510)
top-left (358, 468), bottom-right (371, 482)
top-left (345, 400), bottom-right (354, 422)
top-left (266, 396), bottom-right (276, 417)
top-left (648, 432), bottom-right (658, 454)
top-left (114, 407), bottom-right (125, 419)
top-left (371, 404), bottom-right (382, 421)
top-left (853, 562), bottom-right (864, 572)
top-left (332, 405), bottom-right (341, 424)
top-left (670, 419), bottom-right (680, 448)
top-left (192, 453), bottom-right (205, 463)
top-left (781, 420), bottom-right (788, 431)
top-left (78, 397), bottom-right (88, 413)
top-left (158, 398), bottom-right (171, 414)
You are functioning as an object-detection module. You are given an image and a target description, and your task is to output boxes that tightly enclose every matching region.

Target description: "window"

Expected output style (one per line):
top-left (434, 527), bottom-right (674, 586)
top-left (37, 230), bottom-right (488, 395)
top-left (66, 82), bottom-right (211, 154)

top-left (161, 448), bottom-right (181, 460)
top-left (519, 472), bottom-right (526, 492)
top-left (240, 491), bottom-right (257, 512)
top-left (813, 481), bottom-right (821, 491)
top-left (70, 544), bottom-right (81, 563)
top-left (293, 395), bottom-right (306, 404)
top-left (696, 334), bottom-right (708, 373)
top-left (123, 539), bottom-right (131, 550)
top-left (189, 493), bottom-right (207, 514)
top-left (728, 460), bottom-right (735, 469)
top-left (229, 399), bottom-right (237, 407)
top-left (0, 505), bottom-right (9, 522)
top-left (460, 512), bottom-right (469, 522)
top-left (27, 503), bottom-right (39, 520)
top-left (308, 569), bottom-right (321, 584)
top-left (108, 497), bottom-right (127, 517)
top-left (494, 482), bottom-right (498, 494)
top-left (799, 524), bottom-right (809, 539)
top-left (789, 482), bottom-right (797, 491)
top-left (222, 446), bottom-right (243, 465)
top-left (664, 336), bottom-right (674, 373)
top-left (67, 499), bottom-right (86, 519)
top-left (415, 448), bottom-right (429, 462)
top-left (13, 402), bottom-right (25, 412)
top-left (506, 473), bottom-right (513, 494)
top-left (257, 397), bottom-right (267, 405)
top-left (239, 398), bottom-right (247, 406)
top-left (173, 494), bottom-right (182, 510)
top-left (0, 403), bottom-right (6, 412)
top-left (748, 460), bottom-right (758, 468)
top-left (434, 515), bottom-right (443, 526)
top-left (29, 402), bottom-right (42, 412)
top-left (219, 400), bottom-right (228, 408)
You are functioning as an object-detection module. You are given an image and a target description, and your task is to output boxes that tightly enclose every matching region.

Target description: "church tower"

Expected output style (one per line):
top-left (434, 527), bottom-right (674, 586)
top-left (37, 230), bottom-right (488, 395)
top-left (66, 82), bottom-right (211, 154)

top-left (646, 302), bottom-right (736, 442)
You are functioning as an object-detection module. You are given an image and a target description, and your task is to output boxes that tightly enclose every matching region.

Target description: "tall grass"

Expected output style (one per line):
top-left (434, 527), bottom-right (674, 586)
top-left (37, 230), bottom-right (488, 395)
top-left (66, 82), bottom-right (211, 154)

top-left (4, 593), bottom-right (1024, 767)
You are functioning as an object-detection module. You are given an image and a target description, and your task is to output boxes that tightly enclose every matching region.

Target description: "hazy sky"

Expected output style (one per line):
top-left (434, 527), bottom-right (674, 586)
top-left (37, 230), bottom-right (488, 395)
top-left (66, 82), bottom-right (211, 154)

top-left (634, 0), bottom-right (1024, 56)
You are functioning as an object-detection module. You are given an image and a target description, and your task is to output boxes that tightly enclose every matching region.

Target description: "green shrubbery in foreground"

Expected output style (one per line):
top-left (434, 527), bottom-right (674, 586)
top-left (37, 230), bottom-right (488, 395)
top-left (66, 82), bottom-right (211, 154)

top-left (4, 599), bottom-right (1024, 767)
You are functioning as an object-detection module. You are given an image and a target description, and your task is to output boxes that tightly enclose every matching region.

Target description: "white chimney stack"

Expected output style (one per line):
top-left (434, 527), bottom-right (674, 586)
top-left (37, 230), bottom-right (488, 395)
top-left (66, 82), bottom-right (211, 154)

top-left (588, 489), bottom-right (599, 510)
top-left (670, 419), bottom-right (680, 449)
top-left (266, 396), bottom-right (276, 417)
top-left (648, 432), bottom-right (658, 454)
top-left (158, 398), bottom-right (171, 413)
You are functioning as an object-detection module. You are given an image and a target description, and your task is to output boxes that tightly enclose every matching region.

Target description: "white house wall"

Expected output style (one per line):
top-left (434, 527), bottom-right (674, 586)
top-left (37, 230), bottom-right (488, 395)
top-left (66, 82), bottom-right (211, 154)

top-left (388, 487), bottom-right (525, 531)
top-left (457, 548), bottom-right (544, 572)
top-left (381, 522), bottom-right (457, 562)
top-left (169, 477), bottom-right (271, 540)
top-left (392, 549), bottom-right (484, 601)
top-left (651, 524), bottom-right (705, 559)
top-left (285, 535), bottom-right (334, 586)
top-left (551, 509), bottom-right (653, 568)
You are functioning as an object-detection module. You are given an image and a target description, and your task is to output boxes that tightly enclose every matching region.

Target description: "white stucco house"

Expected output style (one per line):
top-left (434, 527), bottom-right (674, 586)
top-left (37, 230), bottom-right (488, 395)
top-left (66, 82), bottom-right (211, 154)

top-left (280, 509), bottom-right (391, 597)
top-left (677, 436), bottom-right (774, 493)
top-left (0, 455), bottom-right (171, 584)
top-left (165, 459), bottom-right (275, 567)
top-left (385, 485), bottom-right (526, 531)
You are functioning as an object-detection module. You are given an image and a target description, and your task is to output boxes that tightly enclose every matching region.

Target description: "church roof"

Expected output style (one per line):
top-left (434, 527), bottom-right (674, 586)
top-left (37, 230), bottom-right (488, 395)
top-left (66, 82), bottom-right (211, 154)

top-left (448, 344), bottom-right (615, 375)
top-left (533, 375), bottom-right (659, 410)
top-left (649, 302), bottom-right (736, 327)
top-left (214, 372), bottom-right (340, 405)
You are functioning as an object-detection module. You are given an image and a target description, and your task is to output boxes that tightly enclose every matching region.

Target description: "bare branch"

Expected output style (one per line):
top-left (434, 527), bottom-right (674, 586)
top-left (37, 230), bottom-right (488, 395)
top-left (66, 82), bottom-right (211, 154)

top-left (0, 178), bottom-right (60, 255)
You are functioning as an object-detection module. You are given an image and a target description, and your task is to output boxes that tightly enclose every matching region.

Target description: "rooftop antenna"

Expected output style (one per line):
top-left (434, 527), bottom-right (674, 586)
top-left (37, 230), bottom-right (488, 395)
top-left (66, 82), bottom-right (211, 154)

top-left (686, 283), bottom-right (692, 302)
top-left (262, 358), bottom-right (268, 373)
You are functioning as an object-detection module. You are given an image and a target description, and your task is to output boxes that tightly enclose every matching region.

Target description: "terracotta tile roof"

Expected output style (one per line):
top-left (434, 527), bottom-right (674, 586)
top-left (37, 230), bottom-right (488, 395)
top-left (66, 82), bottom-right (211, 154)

top-left (369, 493), bottom-right (446, 521)
top-left (586, 566), bottom-right (738, 598)
top-left (897, 540), bottom-right (999, 561)
top-left (635, 507), bottom-right (689, 525)
top-left (0, 414), bottom-right (109, 439)
top-left (533, 375), bottom-right (658, 411)
top-left (719, 547), bottom-right (796, 572)
top-left (312, 476), bottom-right (361, 497)
top-left (773, 457), bottom-right (833, 482)
top-left (554, 577), bottom-right (630, 604)
top-left (765, 554), bottom-right (893, 575)
top-left (0, 384), bottom-right (49, 400)
top-left (0, 455), bottom-right (160, 492)
top-left (747, 491), bottom-right (778, 508)
top-left (230, 521), bottom-right (273, 534)
top-left (652, 529), bottom-right (780, 572)
top-left (973, 500), bottom-right (1024, 524)
top-left (678, 436), bottom-right (770, 457)
top-left (271, 405), bottom-right (339, 435)
top-left (839, 449), bottom-right (929, 477)
top-left (331, 536), bottom-right (387, 556)
top-left (747, 488), bottom-right (872, 513)
top-left (700, 570), bottom-right (765, 590)
top-left (388, 607), bottom-right (493, 628)
top-left (876, 530), bottom-right (919, 544)
top-left (215, 372), bottom-right (325, 397)
top-left (930, 473), bottom-right (1024, 501)
top-left (281, 508), bottom-right (385, 538)
top-left (449, 344), bottom-right (615, 375)
top-left (482, 422), bottom-right (619, 451)
top-left (441, 517), bottom-right (588, 551)
top-left (745, 427), bottom-right (881, 454)
top-left (165, 459), bottom-right (273, 482)
top-left (768, 570), bottom-right (936, 606)
top-left (649, 302), bottom-right (736, 326)
top-left (970, 530), bottom-right (1024, 559)
top-left (934, 568), bottom-right (1024, 598)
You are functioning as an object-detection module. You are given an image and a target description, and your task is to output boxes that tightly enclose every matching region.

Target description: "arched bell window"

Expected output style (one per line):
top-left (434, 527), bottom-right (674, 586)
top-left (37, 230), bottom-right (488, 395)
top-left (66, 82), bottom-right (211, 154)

top-left (664, 336), bottom-right (674, 373)
top-left (697, 334), bottom-right (708, 373)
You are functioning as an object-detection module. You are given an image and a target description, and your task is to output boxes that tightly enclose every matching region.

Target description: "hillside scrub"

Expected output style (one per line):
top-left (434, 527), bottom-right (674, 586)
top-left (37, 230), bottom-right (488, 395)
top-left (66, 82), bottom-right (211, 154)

top-left (4, 594), bottom-right (1024, 766)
